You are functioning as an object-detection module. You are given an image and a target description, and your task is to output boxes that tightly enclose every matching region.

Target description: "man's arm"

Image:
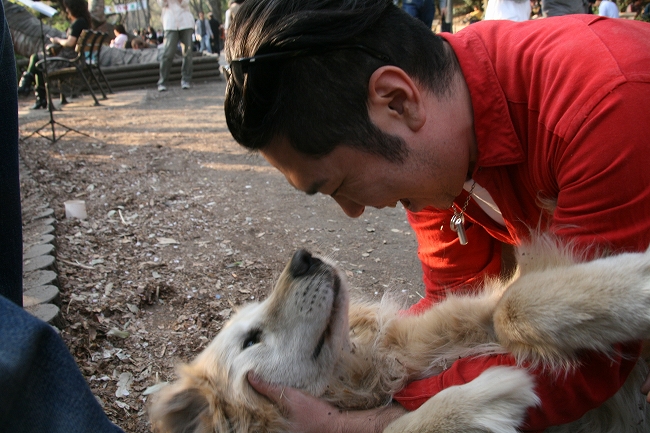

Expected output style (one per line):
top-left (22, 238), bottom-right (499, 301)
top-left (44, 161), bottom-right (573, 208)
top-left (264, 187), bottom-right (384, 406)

top-left (248, 373), bottom-right (406, 433)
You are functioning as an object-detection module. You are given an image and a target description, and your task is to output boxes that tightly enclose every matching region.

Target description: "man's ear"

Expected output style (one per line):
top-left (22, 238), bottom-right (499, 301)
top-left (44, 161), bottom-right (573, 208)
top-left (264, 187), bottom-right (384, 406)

top-left (367, 66), bottom-right (426, 133)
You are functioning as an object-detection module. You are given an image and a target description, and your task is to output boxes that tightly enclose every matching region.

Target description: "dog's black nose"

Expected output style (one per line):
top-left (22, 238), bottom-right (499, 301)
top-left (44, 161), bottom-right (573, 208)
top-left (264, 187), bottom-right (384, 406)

top-left (290, 249), bottom-right (321, 277)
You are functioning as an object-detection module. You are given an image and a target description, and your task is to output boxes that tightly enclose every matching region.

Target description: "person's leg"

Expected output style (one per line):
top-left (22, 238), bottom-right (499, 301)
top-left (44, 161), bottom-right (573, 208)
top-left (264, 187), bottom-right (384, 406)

top-left (202, 37), bottom-right (212, 53)
top-left (18, 53), bottom-right (40, 94)
top-left (211, 37), bottom-right (219, 55)
top-left (179, 27), bottom-right (194, 85)
top-left (0, 0), bottom-right (22, 306)
top-left (420, 0), bottom-right (435, 29)
top-left (402, 0), bottom-right (424, 18)
top-left (158, 29), bottom-right (180, 87)
top-left (0, 296), bottom-right (125, 432)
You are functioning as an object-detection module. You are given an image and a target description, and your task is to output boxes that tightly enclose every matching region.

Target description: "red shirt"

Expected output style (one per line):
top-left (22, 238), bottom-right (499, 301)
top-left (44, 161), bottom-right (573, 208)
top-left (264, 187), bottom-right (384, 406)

top-left (393, 16), bottom-right (650, 430)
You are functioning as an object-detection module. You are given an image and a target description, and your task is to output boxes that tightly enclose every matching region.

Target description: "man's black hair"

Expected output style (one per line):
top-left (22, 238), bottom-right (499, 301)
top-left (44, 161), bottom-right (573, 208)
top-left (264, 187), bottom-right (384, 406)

top-left (224, 0), bottom-right (457, 162)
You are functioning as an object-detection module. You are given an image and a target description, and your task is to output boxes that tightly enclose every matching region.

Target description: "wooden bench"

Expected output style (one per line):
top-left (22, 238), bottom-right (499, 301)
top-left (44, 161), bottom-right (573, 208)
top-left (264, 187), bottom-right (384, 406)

top-left (37, 29), bottom-right (112, 106)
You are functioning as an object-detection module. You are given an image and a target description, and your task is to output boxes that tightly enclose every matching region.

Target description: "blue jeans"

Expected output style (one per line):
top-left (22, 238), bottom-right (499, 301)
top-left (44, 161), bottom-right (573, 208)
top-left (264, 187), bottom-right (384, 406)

top-left (198, 36), bottom-right (212, 53)
top-left (0, 3), bottom-right (124, 431)
top-left (402, 0), bottom-right (436, 29)
top-left (0, 296), bottom-right (125, 432)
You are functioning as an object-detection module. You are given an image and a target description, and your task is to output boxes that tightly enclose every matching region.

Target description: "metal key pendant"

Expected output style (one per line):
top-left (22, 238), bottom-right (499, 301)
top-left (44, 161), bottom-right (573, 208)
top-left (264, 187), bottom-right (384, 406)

top-left (450, 214), bottom-right (468, 246)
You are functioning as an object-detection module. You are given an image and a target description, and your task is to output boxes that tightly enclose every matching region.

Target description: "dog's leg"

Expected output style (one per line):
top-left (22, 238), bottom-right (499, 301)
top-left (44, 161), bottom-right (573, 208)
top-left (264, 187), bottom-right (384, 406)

top-left (494, 249), bottom-right (650, 367)
top-left (379, 287), bottom-right (504, 378)
top-left (383, 366), bottom-right (538, 433)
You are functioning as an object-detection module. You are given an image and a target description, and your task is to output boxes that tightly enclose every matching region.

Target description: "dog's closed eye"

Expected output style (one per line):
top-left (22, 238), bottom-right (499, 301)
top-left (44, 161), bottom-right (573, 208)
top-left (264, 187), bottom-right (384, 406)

top-left (243, 329), bottom-right (262, 350)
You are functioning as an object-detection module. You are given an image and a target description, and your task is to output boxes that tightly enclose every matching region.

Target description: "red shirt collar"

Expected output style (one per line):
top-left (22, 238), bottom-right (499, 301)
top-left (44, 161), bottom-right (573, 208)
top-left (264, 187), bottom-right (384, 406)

top-left (440, 29), bottom-right (525, 169)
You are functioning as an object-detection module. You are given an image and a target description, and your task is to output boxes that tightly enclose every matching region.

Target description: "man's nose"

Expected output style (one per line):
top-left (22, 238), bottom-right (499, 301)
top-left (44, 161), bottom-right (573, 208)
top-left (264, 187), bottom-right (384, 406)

top-left (332, 195), bottom-right (365, 218)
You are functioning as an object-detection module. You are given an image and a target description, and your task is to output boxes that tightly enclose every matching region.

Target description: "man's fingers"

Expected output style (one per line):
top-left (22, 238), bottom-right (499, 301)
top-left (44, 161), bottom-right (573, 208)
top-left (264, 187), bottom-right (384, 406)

top-left (248, 372), bottom-right (278, 398)
top-left (248, 372), bottom-right (293, 403)
top-left (248, 372), bottom-right (298, 416)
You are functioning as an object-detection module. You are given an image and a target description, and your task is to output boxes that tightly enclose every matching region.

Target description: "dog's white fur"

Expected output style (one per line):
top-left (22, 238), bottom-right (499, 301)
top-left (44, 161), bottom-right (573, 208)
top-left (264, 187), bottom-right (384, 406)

top-left (149, 237), bottom-right (650, 432)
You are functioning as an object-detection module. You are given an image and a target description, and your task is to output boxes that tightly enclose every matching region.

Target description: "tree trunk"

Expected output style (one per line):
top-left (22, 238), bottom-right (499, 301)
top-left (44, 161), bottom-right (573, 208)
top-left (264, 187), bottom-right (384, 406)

top-left (208, 0), bottom-right (221, 20)
top-left (89, 0), bottom-right (106, 26)
top-left (4, 0), bottom-right (65, 58)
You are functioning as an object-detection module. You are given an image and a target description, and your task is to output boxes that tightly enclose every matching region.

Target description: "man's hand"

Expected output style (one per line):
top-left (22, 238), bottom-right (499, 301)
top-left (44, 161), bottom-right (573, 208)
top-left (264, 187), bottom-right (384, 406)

top-left (247, 372), bottom-right (406, 433)
top-left (248, 372), bottom-right (344, 433)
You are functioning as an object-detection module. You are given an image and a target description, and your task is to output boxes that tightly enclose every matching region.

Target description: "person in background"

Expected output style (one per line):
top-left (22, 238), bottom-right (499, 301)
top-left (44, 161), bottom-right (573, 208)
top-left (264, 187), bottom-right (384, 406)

top-left (157, 0), bottom-right (194, 91)
top-left (207, 12), bottom-right (222, 56)
top-left (483, 0), bottom-right (531, 21)
top-left (109, 24), bottom-right (128, 49)
top-left (145, 25), bottom-right (158, 45)
top-left (17, 0), bottom-right (91, 109)
top-left (462, 4), bottom-right (484, 23)
top-left (596, 0), bottom-right (620, 16)
top-left (402, 0), bottom-right (435, 29)
top-left (130, 36), bottom-right (156, 49)
top-left (438, 0), bottom-right (452, 32)
top-left (195, 11), bottom-right (213, 54)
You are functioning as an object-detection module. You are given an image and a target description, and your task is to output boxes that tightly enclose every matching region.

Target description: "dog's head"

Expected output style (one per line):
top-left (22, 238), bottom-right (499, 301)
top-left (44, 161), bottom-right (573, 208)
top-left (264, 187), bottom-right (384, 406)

top-left (149, 249), bottom-right (350, 432)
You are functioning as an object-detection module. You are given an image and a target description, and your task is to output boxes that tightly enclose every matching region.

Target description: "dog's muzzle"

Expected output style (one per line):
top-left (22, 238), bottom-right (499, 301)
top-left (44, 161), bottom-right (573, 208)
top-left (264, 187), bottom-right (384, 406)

top-left (290, 249), bottom-right (324, 277)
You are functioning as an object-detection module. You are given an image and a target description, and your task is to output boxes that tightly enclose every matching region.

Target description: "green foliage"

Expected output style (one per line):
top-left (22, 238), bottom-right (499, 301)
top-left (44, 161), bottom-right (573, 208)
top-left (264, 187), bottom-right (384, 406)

top-left (8, 0), bottom-right (70, 30)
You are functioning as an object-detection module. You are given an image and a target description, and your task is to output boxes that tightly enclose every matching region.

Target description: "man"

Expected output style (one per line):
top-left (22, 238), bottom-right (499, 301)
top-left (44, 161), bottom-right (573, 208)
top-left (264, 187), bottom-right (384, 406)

top-left (195, 11), bottom-right (213, 54)
top-left (207, 12), bottom-right (222, 55)
top-left (223, 0), bottom-right (650, 431)
top-left (157, 0), bottom-right (194, 91)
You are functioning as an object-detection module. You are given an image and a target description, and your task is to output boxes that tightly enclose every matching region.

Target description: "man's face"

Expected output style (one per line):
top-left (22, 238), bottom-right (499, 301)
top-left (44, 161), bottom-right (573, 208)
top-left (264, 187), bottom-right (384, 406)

top-left (260, 136), bottom-right (465, 218)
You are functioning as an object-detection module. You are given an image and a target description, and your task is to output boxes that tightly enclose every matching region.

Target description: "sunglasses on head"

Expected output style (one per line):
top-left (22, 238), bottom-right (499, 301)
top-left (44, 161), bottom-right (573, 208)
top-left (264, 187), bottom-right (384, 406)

top-left (223, 44), bottom-right (391, 89)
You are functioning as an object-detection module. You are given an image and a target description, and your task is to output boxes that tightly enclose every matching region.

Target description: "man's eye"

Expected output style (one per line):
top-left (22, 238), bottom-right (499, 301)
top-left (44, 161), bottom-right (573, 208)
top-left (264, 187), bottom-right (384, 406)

top-left (242, 330), bottom-right (261, 349)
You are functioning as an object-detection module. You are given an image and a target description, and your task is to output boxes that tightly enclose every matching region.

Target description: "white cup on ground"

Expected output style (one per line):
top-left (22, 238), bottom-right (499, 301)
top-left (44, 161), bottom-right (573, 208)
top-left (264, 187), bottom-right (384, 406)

top-left (64, 200), bottom-right (87, 219)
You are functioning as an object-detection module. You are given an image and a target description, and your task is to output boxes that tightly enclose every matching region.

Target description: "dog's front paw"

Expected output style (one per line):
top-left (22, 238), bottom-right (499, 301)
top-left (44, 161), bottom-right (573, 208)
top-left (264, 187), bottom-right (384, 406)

top-left (384, 367), bottom-right (538, 433)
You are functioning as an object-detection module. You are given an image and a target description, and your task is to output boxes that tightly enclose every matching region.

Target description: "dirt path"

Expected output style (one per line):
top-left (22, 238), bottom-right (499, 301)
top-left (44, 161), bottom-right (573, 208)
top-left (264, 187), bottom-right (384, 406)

top-left (18, 81), bottom-right (422, 432)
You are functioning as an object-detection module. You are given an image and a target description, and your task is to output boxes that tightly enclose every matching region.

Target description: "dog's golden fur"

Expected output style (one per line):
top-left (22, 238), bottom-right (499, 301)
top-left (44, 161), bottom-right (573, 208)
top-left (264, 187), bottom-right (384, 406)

top-left (149, 237), bottom-right (650, 432)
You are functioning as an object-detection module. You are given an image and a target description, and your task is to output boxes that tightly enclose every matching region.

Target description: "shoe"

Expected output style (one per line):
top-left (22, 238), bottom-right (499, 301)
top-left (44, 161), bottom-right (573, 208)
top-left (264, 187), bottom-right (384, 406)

top-left (181, 81), bottom-right (190, 89)
top-left (157, 84), bottom-right (167, 92)
top-left (18, 72), bottom-right (34, 96)
top-left (30, 87), bottom-right (47, 110)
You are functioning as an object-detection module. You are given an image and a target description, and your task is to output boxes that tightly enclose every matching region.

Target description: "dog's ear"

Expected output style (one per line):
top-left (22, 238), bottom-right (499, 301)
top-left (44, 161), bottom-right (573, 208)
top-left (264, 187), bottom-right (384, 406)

top-left (149, 382), bottom-right (213, 433)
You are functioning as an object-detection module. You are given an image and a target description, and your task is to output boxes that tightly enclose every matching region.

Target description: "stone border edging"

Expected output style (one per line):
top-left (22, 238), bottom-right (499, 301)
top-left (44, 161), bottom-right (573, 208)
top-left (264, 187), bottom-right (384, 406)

top-left (20, 159), bottom-right (64, 329)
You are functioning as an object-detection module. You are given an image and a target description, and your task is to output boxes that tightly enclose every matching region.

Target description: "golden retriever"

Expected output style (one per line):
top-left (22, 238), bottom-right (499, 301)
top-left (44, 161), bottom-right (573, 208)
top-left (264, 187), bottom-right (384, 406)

top-left (149, 237), bottom-right (650, 432)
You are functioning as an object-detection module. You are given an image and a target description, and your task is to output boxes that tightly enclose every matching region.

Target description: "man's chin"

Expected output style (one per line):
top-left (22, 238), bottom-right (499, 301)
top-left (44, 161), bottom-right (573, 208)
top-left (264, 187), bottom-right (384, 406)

top-left (399, 199), bottom-right (420, 212)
